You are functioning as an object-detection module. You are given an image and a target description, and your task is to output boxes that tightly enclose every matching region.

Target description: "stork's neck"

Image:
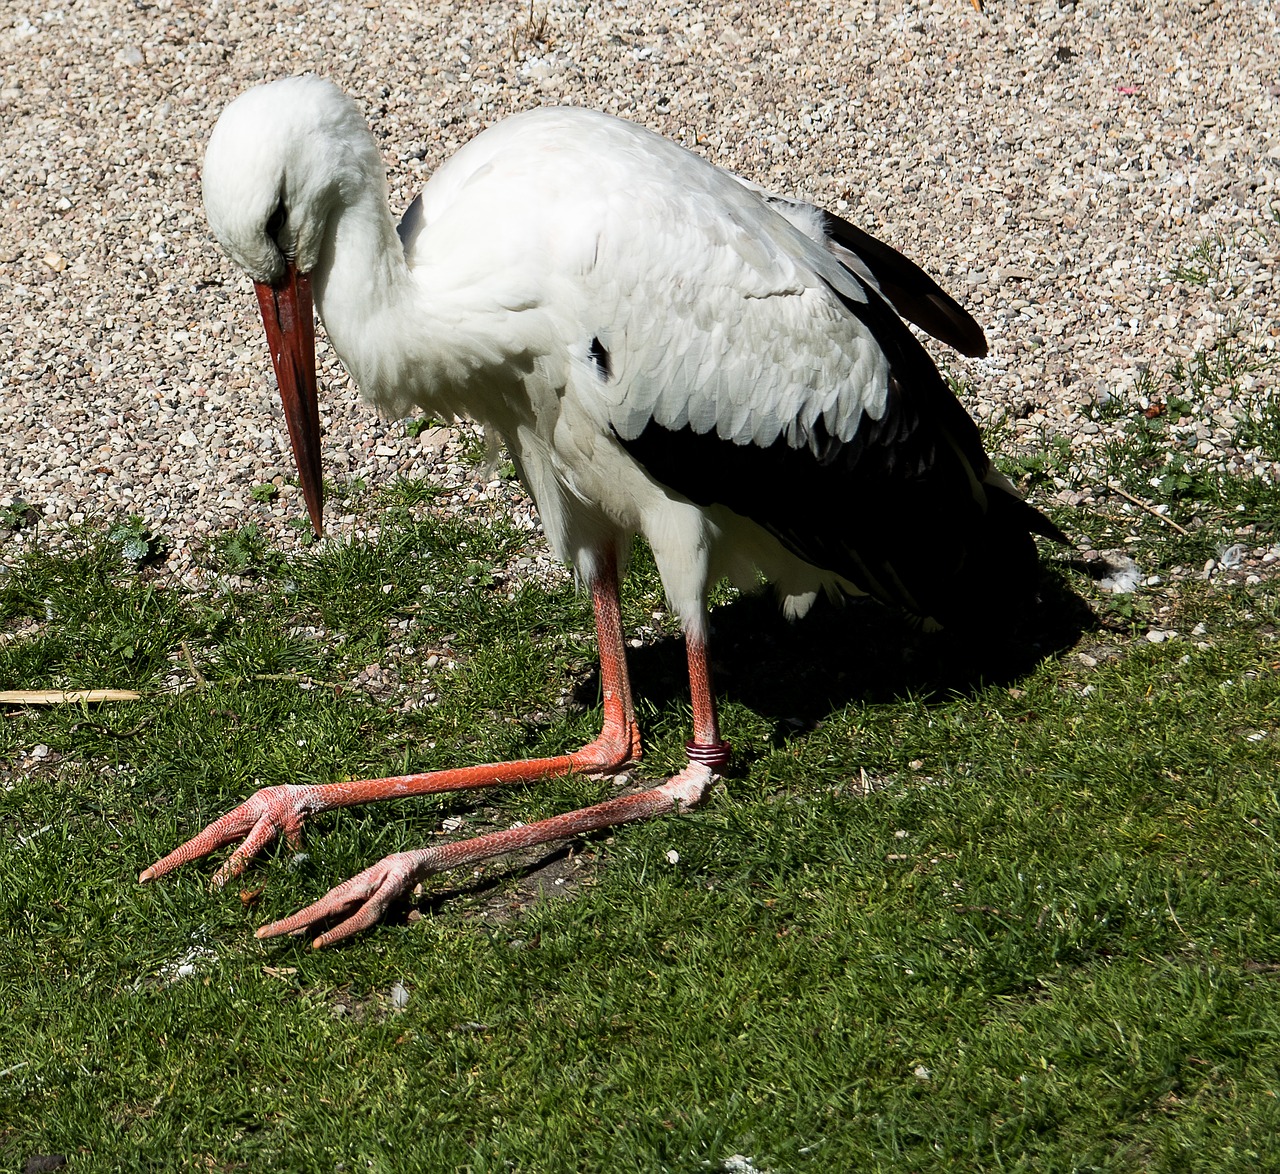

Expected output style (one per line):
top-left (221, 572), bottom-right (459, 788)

top-left (304, 163), bottom-right (550, 434)
top-left (306, 178), bottom-right (425, 417)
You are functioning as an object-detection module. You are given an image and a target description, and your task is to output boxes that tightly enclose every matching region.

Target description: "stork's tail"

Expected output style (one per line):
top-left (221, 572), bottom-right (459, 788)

top-left (983, 467), bottom-right (1070, 545)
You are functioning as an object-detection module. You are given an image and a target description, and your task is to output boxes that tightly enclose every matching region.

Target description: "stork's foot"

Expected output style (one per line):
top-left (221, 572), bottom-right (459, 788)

top-left (139, 783), bottom-right (314, 887)
top-left (257, 849), bottom-right (429, 949)
top-left (257, 763), bottom-right (715, 948)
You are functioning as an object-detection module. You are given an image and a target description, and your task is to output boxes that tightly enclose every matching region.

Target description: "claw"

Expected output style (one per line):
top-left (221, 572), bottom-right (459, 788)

top-left (255, 765), bottom-right (716, 949)
top-left (139, 784), bottom-right (311, 884)
top-left (256, 851), bottom-right (426, 949)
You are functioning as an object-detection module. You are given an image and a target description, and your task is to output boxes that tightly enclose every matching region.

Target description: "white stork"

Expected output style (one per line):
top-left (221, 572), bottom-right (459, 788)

top-left (140, 75), bottom-right (1064, 946)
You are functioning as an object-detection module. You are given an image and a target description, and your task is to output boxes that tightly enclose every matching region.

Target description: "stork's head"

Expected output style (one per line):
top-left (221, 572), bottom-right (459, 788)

top-left (203, 74), bottom-right (377, 283)
top-left (203, 75), bottom-right (380, 536)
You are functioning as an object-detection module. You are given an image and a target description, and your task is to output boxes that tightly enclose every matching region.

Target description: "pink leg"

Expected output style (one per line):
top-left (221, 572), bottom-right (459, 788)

top-left (258, 628), bottom-right (733, 948)
top-left (685, 635), bottom-right (732, 770)
top-left (139, 550), bottom-right (640, 887)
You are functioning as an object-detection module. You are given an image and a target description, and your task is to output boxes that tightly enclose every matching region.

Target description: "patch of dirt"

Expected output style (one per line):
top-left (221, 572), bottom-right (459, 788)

top-left (418, 837), bottom-right (604, 926)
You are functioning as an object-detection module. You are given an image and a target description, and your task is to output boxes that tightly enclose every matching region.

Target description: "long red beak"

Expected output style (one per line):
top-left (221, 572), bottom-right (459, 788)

top-left (254, 261), bottom-right (324, 537)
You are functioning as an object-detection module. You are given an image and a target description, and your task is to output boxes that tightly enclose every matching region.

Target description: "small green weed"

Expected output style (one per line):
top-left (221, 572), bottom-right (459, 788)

top-left (1002, 428), bottom-right (1074, 490)
top-left (107, 514), bottom-right (165, 565)
top-left (1169, 231), bottom-right (1229, 288)
top-left (0, 498), bottom-right (39, 534)
top-left (286, 516), bottom-right (319, 545)
top-left (212, 523), bottom-right (281, 577)
top-left (458, 426), bottom-right (489, 465)
top-left (377, 476), bottom-right (441, 508)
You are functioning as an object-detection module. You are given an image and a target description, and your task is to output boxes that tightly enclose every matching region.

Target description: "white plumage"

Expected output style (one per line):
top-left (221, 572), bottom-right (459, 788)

top-left (145, 75), bottom-right (1063, 947)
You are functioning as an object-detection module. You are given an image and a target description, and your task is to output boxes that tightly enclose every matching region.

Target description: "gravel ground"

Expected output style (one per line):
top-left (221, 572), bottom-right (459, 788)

top-left (1, 0), bottom-right (1277, 588)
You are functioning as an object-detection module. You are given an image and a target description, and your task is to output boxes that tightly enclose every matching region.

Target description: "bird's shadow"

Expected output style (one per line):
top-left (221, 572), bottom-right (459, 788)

top-left (597, 558), bottom-right (1096, 744)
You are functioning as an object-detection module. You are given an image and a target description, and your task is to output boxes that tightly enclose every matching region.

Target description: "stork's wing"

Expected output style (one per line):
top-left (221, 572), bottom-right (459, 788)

top-left (576, 139), bottom-right (990, 475)
top-left (597, 207), bottom-right (1003, 619)
top-left (740, 182), bottom-right (988, 358)
top-left (566, 125), bottom-right (1052, 623)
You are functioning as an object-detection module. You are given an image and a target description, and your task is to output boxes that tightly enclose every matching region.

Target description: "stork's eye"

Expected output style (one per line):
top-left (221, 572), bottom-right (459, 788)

top-left (265, 198), bottom-right (287, 247)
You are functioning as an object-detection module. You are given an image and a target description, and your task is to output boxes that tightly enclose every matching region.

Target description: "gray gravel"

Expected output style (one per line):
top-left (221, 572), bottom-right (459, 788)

top-left (1, 0), bottom-right (1277, 587)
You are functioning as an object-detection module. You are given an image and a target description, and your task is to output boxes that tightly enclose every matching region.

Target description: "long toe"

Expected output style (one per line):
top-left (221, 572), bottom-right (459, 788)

top-left (139, 784), bottom-right (311, 883)
top-left (256, 851), bottom-right (428, 948)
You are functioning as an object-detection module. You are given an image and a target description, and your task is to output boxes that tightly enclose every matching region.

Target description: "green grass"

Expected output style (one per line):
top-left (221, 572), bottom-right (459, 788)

top-left (3, 274), bottom-right (1280, 1167)
top-left (2, 481), bottom-right (1278, 1170)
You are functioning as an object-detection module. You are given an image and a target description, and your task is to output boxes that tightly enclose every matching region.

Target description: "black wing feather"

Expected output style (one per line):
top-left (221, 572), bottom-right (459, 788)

top-left (819, 209), bottom-right (989, 358)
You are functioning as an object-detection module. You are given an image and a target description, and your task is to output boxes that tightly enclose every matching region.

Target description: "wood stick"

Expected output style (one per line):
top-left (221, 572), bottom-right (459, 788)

top-left (0, 689), bottom-right (141, 705)
top-left (1105, 481), bottom-right (1192, 536)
